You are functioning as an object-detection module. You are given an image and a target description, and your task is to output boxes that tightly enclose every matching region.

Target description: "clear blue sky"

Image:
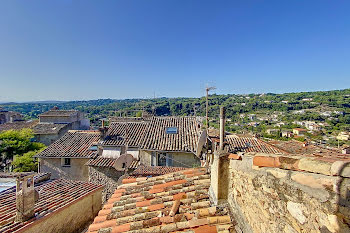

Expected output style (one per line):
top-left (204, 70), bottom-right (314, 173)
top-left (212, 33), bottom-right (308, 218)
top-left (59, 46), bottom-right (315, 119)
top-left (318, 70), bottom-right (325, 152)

top-left (0, 1), bottom-right (349, 102)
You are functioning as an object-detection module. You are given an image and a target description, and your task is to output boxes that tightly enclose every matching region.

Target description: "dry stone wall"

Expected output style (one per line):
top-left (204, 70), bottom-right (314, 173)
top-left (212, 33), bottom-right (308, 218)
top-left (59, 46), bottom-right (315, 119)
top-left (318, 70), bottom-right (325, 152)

top-left (226, 153), bottom-right (350, 233)
top-left (88, 166), bottom-right (123, 203)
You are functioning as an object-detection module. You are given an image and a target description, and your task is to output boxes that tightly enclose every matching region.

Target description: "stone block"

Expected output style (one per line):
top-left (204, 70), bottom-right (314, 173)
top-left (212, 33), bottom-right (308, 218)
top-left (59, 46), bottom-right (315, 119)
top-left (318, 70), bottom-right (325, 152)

top-left (298, 158), bottom-right (332, 176)
top-left (287, 201), bottom-right (306, 225)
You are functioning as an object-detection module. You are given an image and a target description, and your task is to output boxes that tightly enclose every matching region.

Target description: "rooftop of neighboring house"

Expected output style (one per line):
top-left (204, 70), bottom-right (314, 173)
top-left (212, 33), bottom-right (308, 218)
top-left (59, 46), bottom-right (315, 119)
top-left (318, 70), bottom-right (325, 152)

top-left (224, 135), bottom-right (287, 154)
top-left (0, 174), bottom-right (103, 233)
top-left (39, 109), bottom-right (80, 117)
top-left (141, 116), bottom-right (203, 153)
top-left (87, 167), bottom-right (234, 233)
top-left (127, 165), bottom-right (188, 177)
top-left (0, 120), bottom-right (39, 132)
top-left (102, 121), bottom-right (149, 147)
top-left (86, 157), bottom-right (140, 169)
top-left (267, 139), bottom-right (349, 159)
top-left (101, 116), bottom-right (203, 154)
top-left (108, 116), bottom-right (152, 123)
top-left (32, 122), bottom-right (69, 135)
top-left (35, 130), bottom-right (101, 158)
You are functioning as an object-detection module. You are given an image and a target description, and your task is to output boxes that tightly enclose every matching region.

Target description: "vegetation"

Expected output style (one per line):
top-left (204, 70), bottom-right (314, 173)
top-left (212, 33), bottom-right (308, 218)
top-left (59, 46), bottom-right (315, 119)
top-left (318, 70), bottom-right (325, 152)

top-left (0, 129), bottom-right (46, 172)
top-left (1, 88), bottom-right (350, 146)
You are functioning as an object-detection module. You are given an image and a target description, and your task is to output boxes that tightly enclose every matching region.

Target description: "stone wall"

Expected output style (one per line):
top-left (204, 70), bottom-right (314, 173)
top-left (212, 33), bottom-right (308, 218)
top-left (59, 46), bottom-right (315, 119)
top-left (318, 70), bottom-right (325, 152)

top-left (219, 153), bottom-right (350, 233)
top-left (39, 158), bottom-right (89, 181)
top-left (88, 166), bottom-right (124, 203)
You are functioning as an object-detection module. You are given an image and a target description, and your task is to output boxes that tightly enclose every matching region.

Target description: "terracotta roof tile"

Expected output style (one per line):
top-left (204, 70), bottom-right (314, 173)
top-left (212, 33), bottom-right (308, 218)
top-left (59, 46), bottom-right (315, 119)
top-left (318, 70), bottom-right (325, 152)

top-left (141, 117), bottom-right (202, 153)
top-left (226, 135), bottom-right (286, 154)
top-left (35, 130), bottom-right (101, 158)
top-left (0, 179), bottom-right (103, 233)
top-left (102, 122), bottom-right (148, 147)
top-left (87, 168), bottom-right (234, 233)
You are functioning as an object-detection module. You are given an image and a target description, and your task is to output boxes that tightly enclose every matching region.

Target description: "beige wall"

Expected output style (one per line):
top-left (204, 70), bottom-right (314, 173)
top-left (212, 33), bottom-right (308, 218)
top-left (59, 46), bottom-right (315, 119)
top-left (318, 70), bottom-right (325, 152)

top-left (19, 188), bottom-right (102, 233)
top-left (39, 158), bottom-right (89, 181)
top-left (140, 150), bottom-right (200, 168)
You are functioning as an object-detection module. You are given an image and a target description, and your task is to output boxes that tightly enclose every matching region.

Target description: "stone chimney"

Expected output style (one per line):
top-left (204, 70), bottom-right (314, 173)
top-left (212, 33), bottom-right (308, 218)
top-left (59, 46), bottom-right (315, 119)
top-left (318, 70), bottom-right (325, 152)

top-left (210, 106), bottom-right (230, 205)
top-left (15, 174), bottom-right (38, 222)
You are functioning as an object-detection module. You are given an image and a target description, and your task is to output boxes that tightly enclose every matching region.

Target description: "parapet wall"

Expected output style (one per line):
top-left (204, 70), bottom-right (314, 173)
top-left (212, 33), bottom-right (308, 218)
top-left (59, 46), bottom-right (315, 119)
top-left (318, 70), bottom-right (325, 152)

top-left (226, 153), bottom-right (350, 233)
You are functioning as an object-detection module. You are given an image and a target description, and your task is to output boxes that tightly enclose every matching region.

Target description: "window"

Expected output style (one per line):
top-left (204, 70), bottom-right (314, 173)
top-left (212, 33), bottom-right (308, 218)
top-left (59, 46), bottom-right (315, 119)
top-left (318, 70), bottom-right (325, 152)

top-left (157, 153), bottom-right (167, 166)
top-left (166, 127), bottom-right (178, 134)
top-left (88, 145), bottom-right (98, 151)
top-left (157, 153), bottom-right (173, 167)
top-left (151, 152), bottom-right (156, 166)
top-left (62, 158), bottom-right (71, 167)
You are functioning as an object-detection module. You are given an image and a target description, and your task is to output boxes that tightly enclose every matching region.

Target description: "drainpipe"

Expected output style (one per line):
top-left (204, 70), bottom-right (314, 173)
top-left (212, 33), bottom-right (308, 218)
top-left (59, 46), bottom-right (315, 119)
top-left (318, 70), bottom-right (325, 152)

top-left (220, 107), bottom-right (225, 151)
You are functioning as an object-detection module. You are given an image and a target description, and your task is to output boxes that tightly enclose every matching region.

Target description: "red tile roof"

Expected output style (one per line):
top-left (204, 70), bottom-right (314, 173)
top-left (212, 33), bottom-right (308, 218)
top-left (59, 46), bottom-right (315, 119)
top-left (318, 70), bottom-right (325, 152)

top-left (0, 179), bottom-right (103, 233)
top-left (226, 135), bottom-right (286, 154)
top-left (128, 165), bottom-right (188, 177)
top-left (102, 122), bottom-right (148, 147)
top-left (86, 157), bottom-right (140, 169)
top-left (87, 167), bottom-right (233, 233)
top-left (35, 130), bottom-right (101, 158)
top-left (141, 117), bottom-right (202, 153)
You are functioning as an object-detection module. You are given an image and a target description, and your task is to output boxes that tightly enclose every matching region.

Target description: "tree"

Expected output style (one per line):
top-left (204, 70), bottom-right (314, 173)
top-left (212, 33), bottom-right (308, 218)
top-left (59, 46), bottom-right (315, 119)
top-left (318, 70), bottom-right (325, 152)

top-left (0, 129), bottom-right (46, 171)
top-left (12, 150), bottom-right (43, 172)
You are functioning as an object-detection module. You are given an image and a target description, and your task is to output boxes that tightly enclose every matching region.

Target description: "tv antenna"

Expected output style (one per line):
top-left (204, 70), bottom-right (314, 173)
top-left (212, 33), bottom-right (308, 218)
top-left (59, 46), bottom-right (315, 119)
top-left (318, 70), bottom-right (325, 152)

top-left (205, 85), bottom-right (216, 129)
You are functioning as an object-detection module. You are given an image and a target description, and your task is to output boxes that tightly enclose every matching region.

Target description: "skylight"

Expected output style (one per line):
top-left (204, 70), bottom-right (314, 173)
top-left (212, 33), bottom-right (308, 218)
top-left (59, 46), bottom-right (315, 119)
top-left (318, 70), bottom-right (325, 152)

top-left (166, 127), bottom-right (178, 134)
top-left (88, 145), bottom-right (98, 151)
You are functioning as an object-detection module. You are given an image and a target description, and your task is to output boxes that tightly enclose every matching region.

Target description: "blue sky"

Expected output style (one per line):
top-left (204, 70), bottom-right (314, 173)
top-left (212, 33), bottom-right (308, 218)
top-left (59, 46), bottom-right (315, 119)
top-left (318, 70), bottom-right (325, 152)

top-left (0, 1), bottom-right (349, 102)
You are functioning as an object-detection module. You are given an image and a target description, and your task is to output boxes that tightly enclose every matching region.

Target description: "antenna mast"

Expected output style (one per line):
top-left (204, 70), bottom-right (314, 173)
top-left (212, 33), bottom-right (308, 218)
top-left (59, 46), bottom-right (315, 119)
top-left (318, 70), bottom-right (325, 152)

top-left (206, 85), bottom-right (216, 129)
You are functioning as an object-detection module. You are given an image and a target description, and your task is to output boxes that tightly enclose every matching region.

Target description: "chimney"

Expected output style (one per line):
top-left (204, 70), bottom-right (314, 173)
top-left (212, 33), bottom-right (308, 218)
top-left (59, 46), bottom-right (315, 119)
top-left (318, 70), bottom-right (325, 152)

top-left (15, 174), bottom-right (38, 222)
top-left (220, 107), bottom-right (226, 150)
top-left (101, 119), bottom-right (105, 128)
top-left (209, 106), bottom-right (230, 205)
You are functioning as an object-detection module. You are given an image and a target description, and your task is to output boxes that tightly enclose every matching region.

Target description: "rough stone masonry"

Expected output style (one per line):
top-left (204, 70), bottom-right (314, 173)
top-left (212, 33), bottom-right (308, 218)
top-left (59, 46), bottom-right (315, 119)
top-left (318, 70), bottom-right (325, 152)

top-left (225, 152), bottom-right (350, 233)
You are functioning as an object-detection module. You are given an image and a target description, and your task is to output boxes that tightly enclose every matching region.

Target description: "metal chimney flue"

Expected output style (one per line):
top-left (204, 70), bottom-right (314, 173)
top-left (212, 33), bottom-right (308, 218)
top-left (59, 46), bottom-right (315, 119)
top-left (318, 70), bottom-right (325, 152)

top-left (220, 107), bottom-right (225, 150)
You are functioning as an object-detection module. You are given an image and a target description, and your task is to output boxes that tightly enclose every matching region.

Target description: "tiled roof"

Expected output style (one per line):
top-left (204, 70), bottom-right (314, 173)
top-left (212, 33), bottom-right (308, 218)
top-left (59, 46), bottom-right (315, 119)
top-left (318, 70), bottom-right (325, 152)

top-left (128, 165), bottom-right (187, 177)
top-left (86, 157), bottom-right (140, 169)
top-left (39, 110), bottom-right (79, 117)
top-left (88, 167), bottom-right (233, 233)
top-left (0, 120), bottom-right (38, 132)
top-left (35, 130), bottom-right (101, 158)
top-left (102, 122), bottom-right (149, 147)
top-left (226, 135), bottom-right (286, 154)
top-left (109, 117), bottom-right (151, 123)
top-left (268, 140), bottom-right (349, 159)
top-left (141, 117), bottom-right (202, 153)
top-left (32, 123), bottom-right (68, 135)
top-left (0, 179), bottom-right (103, 233)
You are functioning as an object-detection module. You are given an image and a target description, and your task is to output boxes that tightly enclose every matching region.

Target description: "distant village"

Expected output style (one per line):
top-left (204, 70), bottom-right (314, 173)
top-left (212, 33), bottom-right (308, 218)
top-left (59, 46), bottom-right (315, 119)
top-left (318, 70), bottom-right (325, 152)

top-left (0, 106), bottom-right (349, 232)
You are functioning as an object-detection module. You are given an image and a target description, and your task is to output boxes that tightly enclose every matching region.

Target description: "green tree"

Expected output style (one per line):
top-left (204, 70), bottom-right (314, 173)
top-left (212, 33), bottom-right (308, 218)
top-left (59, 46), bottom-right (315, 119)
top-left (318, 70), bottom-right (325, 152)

top-left (0, 129), bottom-right (46, 171)
top-left (12, 150), bottom-right (43, 172)
top-left (0, 129), bottom-right (34, 161)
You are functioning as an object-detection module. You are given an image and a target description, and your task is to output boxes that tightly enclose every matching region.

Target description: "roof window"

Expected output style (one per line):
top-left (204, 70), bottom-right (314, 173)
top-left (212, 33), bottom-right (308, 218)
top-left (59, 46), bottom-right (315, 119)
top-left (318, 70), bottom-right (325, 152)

top-left (166, 127), bottom-right (178, 134)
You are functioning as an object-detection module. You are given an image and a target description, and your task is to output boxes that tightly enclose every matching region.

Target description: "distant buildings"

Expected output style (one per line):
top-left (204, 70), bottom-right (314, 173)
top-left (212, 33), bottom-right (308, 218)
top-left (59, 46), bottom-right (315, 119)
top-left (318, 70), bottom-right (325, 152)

top-left (0, 108), bottom-right (23, 124)
top-left (293, 128), bottom-right (308, 136)
top-left (34, 108), bottom-right (90, 145)
top-left (337, 132), bottom-right (350, 141)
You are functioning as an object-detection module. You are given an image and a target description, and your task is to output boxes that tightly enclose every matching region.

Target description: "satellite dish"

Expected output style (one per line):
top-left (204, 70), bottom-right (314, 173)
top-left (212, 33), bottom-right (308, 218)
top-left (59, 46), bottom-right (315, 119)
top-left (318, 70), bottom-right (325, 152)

top-left (114, 154), bottom-right (134, 171)
top-left (196, 130), bottom-right (207, 157)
